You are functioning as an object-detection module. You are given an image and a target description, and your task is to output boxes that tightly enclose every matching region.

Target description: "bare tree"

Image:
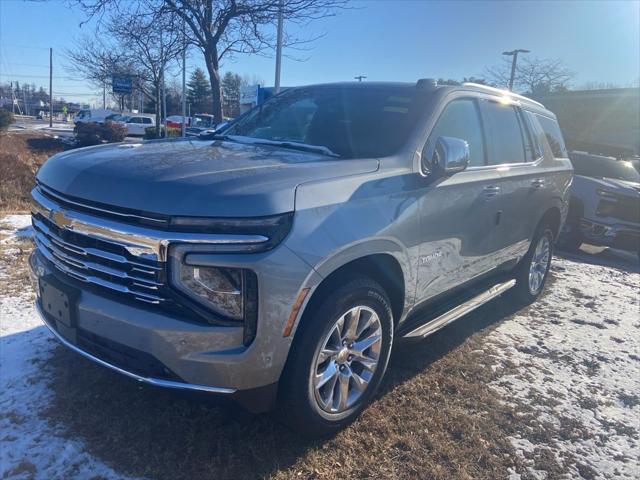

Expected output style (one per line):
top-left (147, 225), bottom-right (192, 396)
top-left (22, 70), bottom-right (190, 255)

top-left (70, 0), bottom-right (347, 121)
top-left (67, 8), bottom-right (184, 136)
top-left (107, 12), bottom-right (184, 136)
top-left (65, 37), bottom-right (135, 107)
top-left (486, 56), bottom-right (574, 95)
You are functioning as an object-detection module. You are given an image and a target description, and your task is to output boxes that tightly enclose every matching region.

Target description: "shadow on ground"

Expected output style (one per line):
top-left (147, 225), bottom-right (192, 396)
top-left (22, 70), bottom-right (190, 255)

top-left (42, 289), bottom-right (531, 480)
top-left (556, 244), bottom-right (639, 274)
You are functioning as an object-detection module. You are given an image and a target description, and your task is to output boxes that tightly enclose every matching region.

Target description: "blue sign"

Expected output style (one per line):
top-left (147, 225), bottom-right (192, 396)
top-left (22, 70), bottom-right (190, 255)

top-left (112, 76), bottom-right (132, 94)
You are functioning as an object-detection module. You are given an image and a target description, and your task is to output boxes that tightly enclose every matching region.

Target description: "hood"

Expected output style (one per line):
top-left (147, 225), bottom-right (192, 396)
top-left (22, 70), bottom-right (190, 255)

top-left (36, 139), bottom-right (379, 217)
top-left (574, 175), bottom-right (640, 196)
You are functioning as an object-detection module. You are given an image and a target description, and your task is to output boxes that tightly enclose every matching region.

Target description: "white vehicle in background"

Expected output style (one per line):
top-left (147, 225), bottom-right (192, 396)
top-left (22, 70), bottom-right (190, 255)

top-left (73, 108), bottom-right (116, 124)
top-left (123, 115), bottom-right (156, 136)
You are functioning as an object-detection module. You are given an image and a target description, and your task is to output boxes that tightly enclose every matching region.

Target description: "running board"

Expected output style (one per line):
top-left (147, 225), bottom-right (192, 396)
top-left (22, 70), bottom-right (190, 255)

top-left (403, 279), bottom-right (516, 338)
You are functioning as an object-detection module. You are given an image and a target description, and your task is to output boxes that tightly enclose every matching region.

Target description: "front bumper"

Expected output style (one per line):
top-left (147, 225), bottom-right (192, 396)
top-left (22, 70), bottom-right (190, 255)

top-left (30, 239), bottom-right (319, 411)
top-left (35, 301), bottom-right (235, 394)
top-left (579, 219), bottom-right (640, 252)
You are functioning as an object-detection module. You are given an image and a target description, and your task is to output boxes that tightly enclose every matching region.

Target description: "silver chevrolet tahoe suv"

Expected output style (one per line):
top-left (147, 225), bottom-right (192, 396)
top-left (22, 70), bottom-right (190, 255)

top-left (29, 81), bottom-right (572, 436)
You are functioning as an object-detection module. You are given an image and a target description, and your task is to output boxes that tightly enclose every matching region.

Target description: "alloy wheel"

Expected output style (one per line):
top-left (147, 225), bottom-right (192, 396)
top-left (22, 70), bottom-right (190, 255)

top-left (528, 234), bottom-right (551, 294)
top-left (311, 306), bottom-right (382, 414)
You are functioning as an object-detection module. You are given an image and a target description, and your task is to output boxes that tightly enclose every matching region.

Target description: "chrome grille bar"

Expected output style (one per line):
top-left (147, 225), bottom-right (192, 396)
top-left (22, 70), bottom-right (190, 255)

top-left (33, 234), bottom-right (165, 304)
top-left (32, 187), bottom-right (268, 262)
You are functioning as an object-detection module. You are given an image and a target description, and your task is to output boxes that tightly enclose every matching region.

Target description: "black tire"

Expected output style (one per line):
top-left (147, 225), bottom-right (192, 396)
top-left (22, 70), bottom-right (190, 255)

top-left (278, 276), bottom-right (394, 438)
top-left (510, 225), bottom-right (554, 305)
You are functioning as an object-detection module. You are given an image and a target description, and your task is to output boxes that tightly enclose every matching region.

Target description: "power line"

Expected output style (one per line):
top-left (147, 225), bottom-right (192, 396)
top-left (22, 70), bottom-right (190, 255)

top-left (0, 73), bottom-right (83, 80)
top-left (3, 62), bottom-right (51, 68)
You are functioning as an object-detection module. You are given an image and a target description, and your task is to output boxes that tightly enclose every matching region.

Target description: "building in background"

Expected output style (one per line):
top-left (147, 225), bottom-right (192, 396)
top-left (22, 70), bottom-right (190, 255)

top-left (532, 88), bottom-right (640, 158)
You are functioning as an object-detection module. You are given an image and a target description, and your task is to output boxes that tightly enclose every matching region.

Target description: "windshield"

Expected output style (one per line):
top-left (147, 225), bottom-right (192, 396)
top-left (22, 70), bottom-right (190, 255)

top-left (192, 116), bottom-right (214, 128)
top-left (571, 155), bottom-right (640, 182)
top-left (225, 85), bottom-right (430, 159)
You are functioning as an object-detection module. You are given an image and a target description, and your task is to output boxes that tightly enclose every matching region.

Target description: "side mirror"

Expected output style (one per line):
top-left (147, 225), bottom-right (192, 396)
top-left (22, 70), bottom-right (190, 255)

top-left (424, 136), bottom-right (470, 177)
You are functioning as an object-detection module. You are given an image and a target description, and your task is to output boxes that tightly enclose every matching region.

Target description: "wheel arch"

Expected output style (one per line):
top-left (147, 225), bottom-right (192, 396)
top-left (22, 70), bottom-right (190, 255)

top-left (538, 205), bottom-right (562, 241)
top-left (300, 251), bottom-right (408, 334)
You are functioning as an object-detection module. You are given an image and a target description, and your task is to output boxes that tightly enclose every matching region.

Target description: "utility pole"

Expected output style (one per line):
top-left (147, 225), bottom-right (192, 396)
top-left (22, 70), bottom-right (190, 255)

top-left (162, 67), bottom-right (167, 131)
top-left (181, 20), bottom-right (187, 137)
top-left (502, 49), bottom-right (530, 91)
top-left (274, 0), bottom-right (284, 94)
top-left (10, 82), bottom-right (15, 114)
top-left (103, 82), bottom-right (106, 109)
top-left (354, 75), bottom-right (366, 82)
top-left (49, 47), bottom-right (53, 127)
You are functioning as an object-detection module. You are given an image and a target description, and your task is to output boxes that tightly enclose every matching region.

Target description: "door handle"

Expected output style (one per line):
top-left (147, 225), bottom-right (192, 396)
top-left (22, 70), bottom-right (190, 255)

top-left (531, 178), bottom-right (545, 188)
top-left (483, 185), bottom-right (501, 198)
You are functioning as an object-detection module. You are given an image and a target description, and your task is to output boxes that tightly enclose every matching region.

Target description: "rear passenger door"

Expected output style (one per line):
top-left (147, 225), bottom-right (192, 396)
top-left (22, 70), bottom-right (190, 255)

top-left (480, 99), bottom-right (550, 262)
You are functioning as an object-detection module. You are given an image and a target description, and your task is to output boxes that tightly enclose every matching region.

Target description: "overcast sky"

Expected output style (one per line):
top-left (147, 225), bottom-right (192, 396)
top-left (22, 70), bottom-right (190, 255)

top-left (1, 0), bottom-right (638, 105)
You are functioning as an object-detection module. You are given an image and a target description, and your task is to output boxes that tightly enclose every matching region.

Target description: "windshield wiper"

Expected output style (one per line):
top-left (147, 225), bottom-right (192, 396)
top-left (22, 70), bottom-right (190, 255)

top-left (208, 134), bottom-right (340, 158)
top-left (244, 138), bottom-right (340, 158)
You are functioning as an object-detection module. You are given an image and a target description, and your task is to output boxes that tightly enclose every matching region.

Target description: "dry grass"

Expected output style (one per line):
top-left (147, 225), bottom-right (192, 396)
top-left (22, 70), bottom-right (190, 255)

top-left (0, 132), bottom-right (64, 213)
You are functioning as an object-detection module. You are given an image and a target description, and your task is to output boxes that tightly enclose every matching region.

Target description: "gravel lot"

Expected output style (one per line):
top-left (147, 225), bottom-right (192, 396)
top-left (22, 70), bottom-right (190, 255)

top-left (1, 214), bottom-right (638, 480)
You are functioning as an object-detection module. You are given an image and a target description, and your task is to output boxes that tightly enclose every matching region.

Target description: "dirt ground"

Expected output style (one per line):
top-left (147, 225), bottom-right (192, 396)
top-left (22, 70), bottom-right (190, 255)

top-left (1, 216), bottom-right (638, 480)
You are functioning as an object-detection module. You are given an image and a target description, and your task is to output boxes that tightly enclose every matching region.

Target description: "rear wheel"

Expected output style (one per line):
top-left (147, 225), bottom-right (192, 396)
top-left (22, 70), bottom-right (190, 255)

top-left (279, 276), bottom-right (393, 438)
top-left (511, 225), bottom-right (554, 305)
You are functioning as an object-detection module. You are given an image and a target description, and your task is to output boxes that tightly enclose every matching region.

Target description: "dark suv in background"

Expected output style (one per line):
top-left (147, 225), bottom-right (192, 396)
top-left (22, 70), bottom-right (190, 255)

top-left (561, 152), bottom-right (640, 257)
top-left (30, 80), bottom-right (572, 436)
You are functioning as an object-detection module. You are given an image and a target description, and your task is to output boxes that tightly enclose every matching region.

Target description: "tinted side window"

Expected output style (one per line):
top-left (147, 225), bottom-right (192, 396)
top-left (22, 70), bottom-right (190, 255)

top-left (425, 98), bottom-right (485, 167)
top-left (536, 114), bottom-right (567, 158)
top-left (484, 101), bottom-right (526, 165)
top-left (142, 118), bottom-right (152, 124)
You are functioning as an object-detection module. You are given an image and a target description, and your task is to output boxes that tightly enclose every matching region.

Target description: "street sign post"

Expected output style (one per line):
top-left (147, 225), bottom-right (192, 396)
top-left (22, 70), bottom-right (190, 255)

top-left (112, 76), bottom-right (133, 95)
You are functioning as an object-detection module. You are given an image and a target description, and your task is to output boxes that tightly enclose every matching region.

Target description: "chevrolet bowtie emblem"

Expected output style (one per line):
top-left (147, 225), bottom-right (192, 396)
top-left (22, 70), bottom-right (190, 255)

top-left (50, 208), bottom-right (70, 229)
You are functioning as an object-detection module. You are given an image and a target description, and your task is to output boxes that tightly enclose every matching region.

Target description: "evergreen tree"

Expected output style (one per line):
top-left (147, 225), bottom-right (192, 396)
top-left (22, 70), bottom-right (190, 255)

top-left (221, 72), bottom-right (242, 118)
top-left (187, 68), bottom-right (212, 115)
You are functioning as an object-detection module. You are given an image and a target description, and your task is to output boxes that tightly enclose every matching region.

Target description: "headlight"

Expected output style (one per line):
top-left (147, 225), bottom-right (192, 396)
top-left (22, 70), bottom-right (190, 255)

top-left (175, 264), bottom-right (245, 320)
top-left (168, 212), bottom-right (293, 252)
top-left (168, 244), bottom-right (259, 344)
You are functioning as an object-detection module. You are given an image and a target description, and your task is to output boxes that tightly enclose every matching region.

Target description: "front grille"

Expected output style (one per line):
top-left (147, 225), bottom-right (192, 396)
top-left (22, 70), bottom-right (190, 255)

top-left (597, 195), bottom-right (640, 224)
top-left (32, 211), bottom-right (167, 305)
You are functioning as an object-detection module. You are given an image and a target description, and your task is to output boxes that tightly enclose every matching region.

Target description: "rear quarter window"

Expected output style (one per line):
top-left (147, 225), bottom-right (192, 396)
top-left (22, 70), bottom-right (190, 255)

top-left (535, 114), bottom-right (567, 158)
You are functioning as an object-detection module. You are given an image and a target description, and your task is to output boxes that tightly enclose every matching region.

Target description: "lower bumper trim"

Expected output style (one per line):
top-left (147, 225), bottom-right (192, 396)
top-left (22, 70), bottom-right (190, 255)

top-left (36, 303), bottom-right (237, 395)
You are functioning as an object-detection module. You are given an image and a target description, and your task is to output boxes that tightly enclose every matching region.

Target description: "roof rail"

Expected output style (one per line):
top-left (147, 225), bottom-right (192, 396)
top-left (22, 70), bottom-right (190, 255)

top-left (462, 82), bottom-right (544, 107)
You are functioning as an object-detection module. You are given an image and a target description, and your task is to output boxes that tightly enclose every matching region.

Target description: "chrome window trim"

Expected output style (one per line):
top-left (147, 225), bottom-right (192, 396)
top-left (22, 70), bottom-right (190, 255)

top-left (31, 188), bottom-right (269, 262)
top-left (37, 303), bottom-right (236, 394)
top-left (465, 155), bottom-right (544, 172)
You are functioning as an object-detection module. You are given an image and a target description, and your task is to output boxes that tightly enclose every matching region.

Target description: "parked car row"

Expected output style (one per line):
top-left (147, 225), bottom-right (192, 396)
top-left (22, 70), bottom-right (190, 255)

top-left (74, 109), bottom-right (219, 137)
top-left (165, 114), bottom-right (217, 136)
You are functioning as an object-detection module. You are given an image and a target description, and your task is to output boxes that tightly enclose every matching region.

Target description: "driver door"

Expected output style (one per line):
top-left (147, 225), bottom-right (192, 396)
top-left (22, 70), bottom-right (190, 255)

top-left (415, 97), bottom-right (504, 304)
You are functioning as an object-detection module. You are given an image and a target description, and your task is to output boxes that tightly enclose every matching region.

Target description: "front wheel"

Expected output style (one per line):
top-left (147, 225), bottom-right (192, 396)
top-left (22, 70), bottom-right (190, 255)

top-left (279, 276), bottom-right (394, 438)
top-left (511, 226), bottom-right (554, 305)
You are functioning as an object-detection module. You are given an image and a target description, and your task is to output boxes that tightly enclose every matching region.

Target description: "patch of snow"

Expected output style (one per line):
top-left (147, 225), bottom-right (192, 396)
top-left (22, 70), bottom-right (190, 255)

top-left (0, 214), bottom-right (33, 243)
top-left (0, 215), bottom-right (137, 480)
top-left (488, 257), bottom-right (640, 479)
